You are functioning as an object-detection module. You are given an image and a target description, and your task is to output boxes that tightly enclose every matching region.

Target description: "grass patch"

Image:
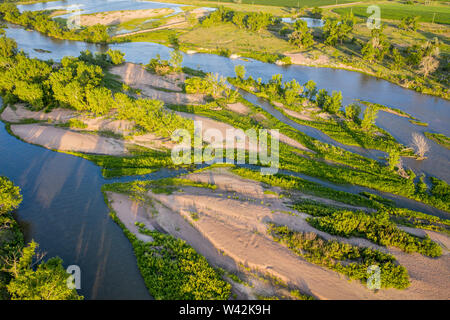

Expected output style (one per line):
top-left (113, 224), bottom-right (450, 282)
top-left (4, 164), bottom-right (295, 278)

top-left (409, 119), bottom-right (429, 126)
top-left (424, 132), bottom-right (450, 149)
top-left (179, 23), bottom-right (296, 58)
top-left (107, 209), bottom-right (231, 299)
top-left (333, 3), bottom-right (450, 25)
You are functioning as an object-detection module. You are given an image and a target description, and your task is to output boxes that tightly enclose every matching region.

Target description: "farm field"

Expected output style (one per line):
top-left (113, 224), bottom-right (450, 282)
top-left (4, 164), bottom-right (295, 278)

top-left (333, 2), bottom-right (450, 25)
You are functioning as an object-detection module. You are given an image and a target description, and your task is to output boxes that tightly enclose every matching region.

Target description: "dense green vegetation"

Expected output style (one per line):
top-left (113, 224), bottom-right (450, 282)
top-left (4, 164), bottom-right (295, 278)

top-left (103, 177), bottom-right (216, 198)
top-left (292, 199), bottom-right (450, 234)
top-left (169, 82), bottom-right (449, 212)
top-left (67, 148), bottom-right (177, 178)
top-left (424, 132), bottom-right (450, 149)
top-left (0, 33), bottom-right (192, 139)
top-left (132, 226), bottom-right (231, 299)
top-left (307, 210), bottom-right (442, 257)
top-left (201, 6), bottom-right (277, 32)
top-left (104, 194), bottom-right (231, 300)
top-left (6, 241), bottom-right (83, 300)
top-left (231, 167), bottom-right (382, 209)
top-left (269, 224), bottom-right (410, 290)
top-left (0, 177), bottom-right (82, 300)
top-left (229, 72), bottom-right (409, 153)
top-left (0, 177), bottom-right (22, 299)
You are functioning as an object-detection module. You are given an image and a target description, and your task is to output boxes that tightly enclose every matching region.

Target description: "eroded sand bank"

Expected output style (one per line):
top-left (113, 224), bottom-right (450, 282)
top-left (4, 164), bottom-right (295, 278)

top-left (11, 124), bottom-right (128, 155)
top-left (110, 63), bottom-right (206, 105)
top-left (80, 8), bottom-right (174, 26)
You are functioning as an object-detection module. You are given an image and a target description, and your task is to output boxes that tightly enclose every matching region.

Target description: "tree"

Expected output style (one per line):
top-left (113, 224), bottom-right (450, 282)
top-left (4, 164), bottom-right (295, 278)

top-left (411, 133), bottom-right (429, 159)
top-left (362, 27), bottom-right (389, 62)
top-left (406, 38), bottom-right (440, 73)
top-left (399, 16), bottom-right (419, 32)
top-left (323, 13), bottom-right (355, 46)
top-left (289, 19), bottom-right (314, 49)
top-left (0, 35), bottom-right (17, 67)
top-left (387, 148), bottom-right (400, 171)
top-left (323, 91), bottom-right (342, 114)
top-left (106, 49), bottom-right (124, 65)
top-left (168, 33), bottom-right (180, 49)
top-left (85, 86), bottom-right (114, 116)
top-left (246, 12), bottom-right (273, 32)
top-left (316, 89), bottom-right (329, 108)
top-left (234, 65), bottom-right (246, 80)
top-left (0, 177), bottom-right (22, 216)
top-left (13, 81), bottom-right (45, 109)
top-left (284, 79), bottom-right (303, 106)
top-left (304, 80), bottom-right (317, 100)
top-left (311, 7), bottom-right (323, 19)
top-left (6, 241), bottom-right (83, 300)
top-left (345, 104), bottom-right (361, 122)
top-left (391, 48), bottom-right (405, 70)
top-left (323, 19), bottom-right (340, 46)
top-left (361, 104), bottom-right (379, 131)
top-left (169, 50), bottom-right (183, 72)
top-left (232, 11), bottom-right (246, 29)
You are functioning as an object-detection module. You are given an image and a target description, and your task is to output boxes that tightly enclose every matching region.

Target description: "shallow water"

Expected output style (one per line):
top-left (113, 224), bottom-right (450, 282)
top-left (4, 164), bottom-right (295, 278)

top-left (281, 17), bottom-right (324, 28)
top-left (0, 109), bottom-right (188, 299)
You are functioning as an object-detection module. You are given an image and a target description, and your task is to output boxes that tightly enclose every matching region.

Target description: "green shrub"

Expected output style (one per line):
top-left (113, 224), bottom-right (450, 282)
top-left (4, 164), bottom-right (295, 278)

top-left (269, 224), bottom-right (410, 290)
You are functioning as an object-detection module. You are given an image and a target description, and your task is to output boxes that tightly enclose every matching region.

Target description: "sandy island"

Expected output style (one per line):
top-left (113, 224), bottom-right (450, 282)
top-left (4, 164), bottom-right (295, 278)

top-left (105, 167), bottom-right (450, 300)
top-left (11, 124), bottom-right (128, 155)
top-left (79, 8), bottom-right (174, 26)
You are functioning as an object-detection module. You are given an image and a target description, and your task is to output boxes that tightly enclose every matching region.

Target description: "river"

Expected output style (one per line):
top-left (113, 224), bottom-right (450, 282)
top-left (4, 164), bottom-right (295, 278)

top-left (1, 0), bottom-right (449, 300)
top-left (4, 22), bottom-right (449, 182)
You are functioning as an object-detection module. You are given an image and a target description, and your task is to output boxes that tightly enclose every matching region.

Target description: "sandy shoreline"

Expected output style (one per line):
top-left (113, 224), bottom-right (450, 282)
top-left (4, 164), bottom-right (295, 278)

top-left (10, 124), bottom-right (128, 155)
top-left (105, 167), bottom-right (450, 300)
top-left (80, 8), bottom-right (174, 26)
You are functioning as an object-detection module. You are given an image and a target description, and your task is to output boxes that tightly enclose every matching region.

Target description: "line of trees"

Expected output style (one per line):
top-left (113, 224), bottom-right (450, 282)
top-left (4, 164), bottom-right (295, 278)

top-left (288, 19), bottom-right (314, 49)
top-left (201, 6), bottom-right (278, 33)
top-left (0, 177), bottom-right (82, 300)
top-left (0, 33), bottom-right (191, 138)
top-left (323, 12), bottom-right (356, 46)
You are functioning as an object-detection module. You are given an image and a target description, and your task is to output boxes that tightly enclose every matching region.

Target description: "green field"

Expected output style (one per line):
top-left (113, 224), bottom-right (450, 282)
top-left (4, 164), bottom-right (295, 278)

top-left (203, 0), bottom-right (358, 7)
top-left (179, 23), bottom-right (296, 55)
top-left (333, 3), bottom-right (450, 25)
